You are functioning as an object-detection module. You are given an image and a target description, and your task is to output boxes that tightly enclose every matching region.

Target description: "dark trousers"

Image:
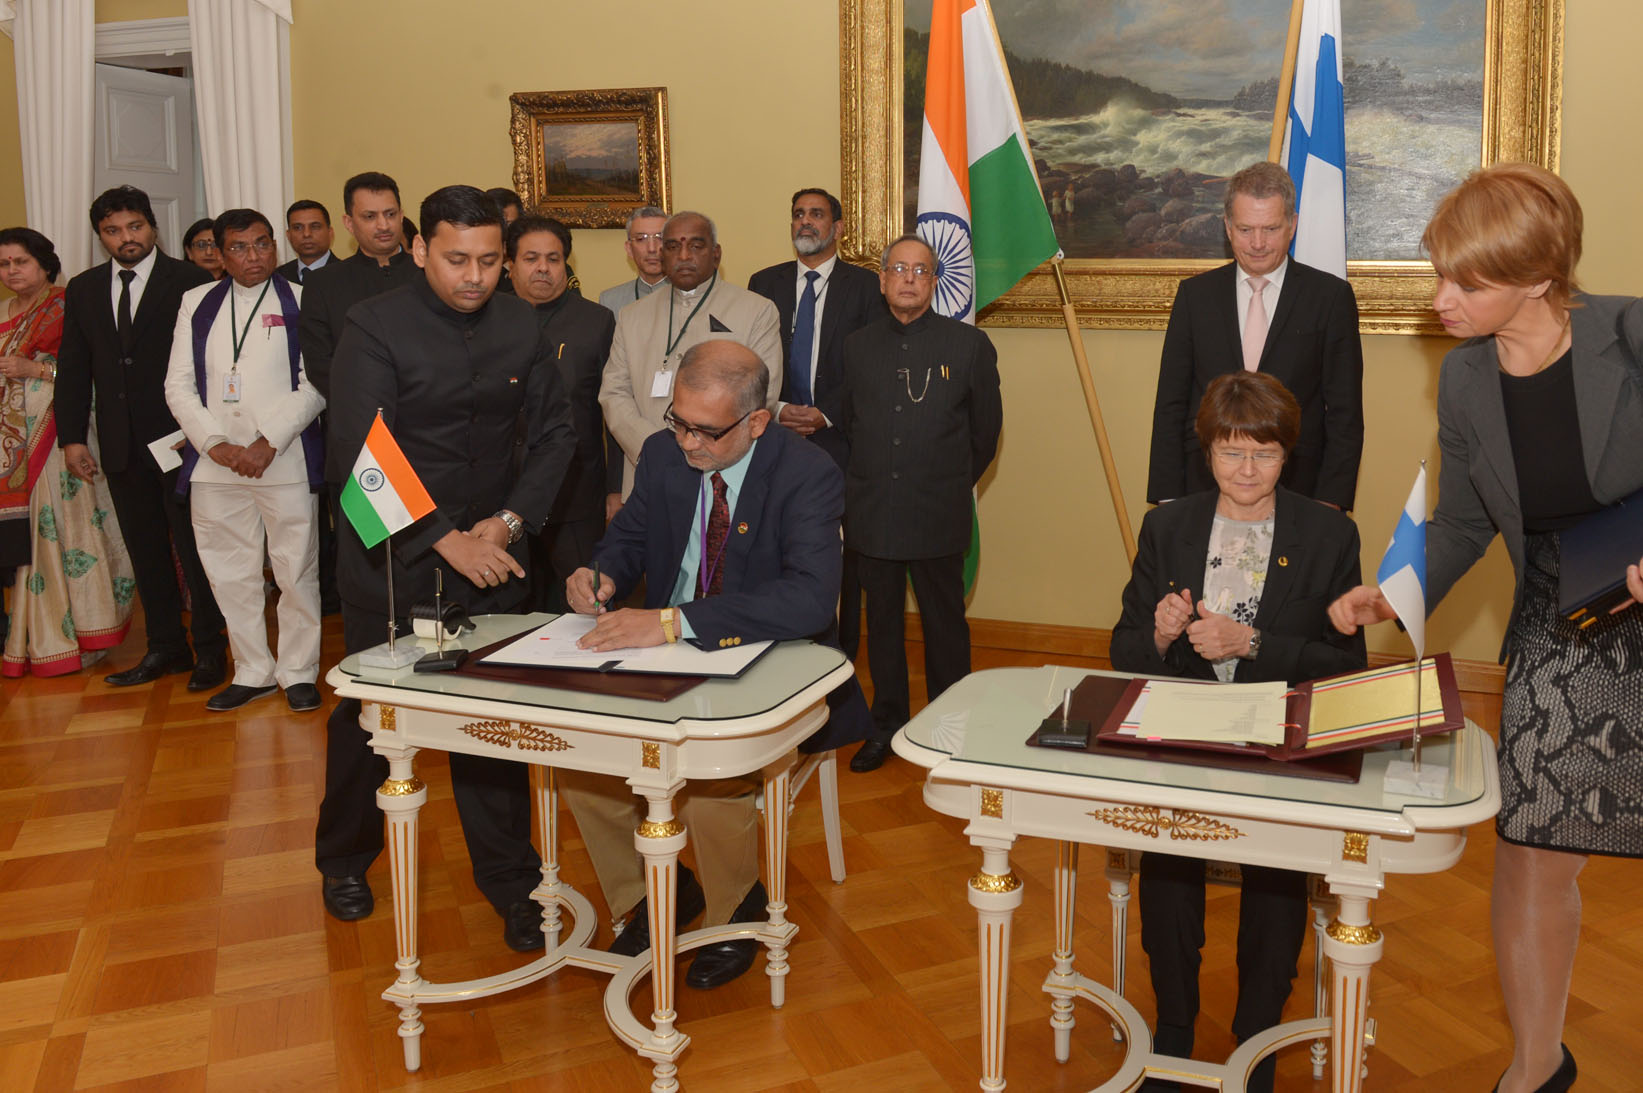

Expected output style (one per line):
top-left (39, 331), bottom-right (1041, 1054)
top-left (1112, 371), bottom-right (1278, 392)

top-left (837, 545), bottom-right (862, 661)
top-left (1138, 853), bottom-right (1308, 1093)
top-left (317, 478), bottom-right (339, 610)
top-left (314, 606), bottom-right (542, 912)
top-left (530, 514), bottom-right (602, 613)
top-left (857, 551), bottom-right (969, 737)
top-left (104, 441), bottom-right (225, 658)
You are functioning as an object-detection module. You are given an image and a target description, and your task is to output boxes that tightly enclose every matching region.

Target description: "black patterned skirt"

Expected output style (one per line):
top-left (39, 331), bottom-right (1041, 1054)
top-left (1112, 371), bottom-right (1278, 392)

top-left (1498, 532), bottom-right (1643, 857)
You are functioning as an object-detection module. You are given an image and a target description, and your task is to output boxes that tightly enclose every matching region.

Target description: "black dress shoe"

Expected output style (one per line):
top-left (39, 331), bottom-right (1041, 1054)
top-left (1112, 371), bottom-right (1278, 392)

top-left (104, 650), bottom-right (193, 687)
top-left (322, 875), bottom-right (373, 921)
top-left (1492, 1045), bottom-right (1576, 1093)
top-left (608, 866), bottom-right (708, 957)
top-left (849, 736), bottom-right (894, 773)
top-left (205, 683), bottom-right (278, 711)
top-left (187, 651), bottom-right (228, 692)
top-left (285, 683), bottom-right (322, 712)
top-left (685, 880), bottom-right (766, 990)
top-left (503, 899), bottom-right (547, 952)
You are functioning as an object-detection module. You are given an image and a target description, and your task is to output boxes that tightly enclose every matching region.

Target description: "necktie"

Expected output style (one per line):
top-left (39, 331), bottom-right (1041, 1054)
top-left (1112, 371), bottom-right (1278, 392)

top-left (1242, 276), bottom-right (1268, 372)
top-left (698, 471), bottom-right (729, 597)
top-left (790, 270), bottom-right (820, 404)
top-left (117, 269), bottom-right (136, 352)
top-left (298, 266), bottom-right (307, 284)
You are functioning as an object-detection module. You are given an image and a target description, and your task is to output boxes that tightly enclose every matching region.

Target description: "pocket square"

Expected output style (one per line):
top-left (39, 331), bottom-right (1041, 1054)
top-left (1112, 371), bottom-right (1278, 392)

top-left (709, 315), bottom-right (731, 332)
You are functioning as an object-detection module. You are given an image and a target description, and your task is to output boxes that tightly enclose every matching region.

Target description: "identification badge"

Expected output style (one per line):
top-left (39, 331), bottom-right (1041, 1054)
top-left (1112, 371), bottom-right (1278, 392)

top-left (222, 373), bottom-right (242, 403)
top-left (650, 370), bottom-right (673, 398)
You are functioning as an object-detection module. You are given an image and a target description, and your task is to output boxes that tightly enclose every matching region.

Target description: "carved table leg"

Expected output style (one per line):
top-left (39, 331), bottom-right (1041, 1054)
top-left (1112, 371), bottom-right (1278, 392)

top-left (635, 791), bottom-right (687, 1093)
top-left (1310, 888), bottom-right (1331, 1079)
top-left (531, 765), bottom-right (562, 950)
top-left (1049, 840), bottom-right (1079, 1062)
top-left (378, 755), bottom-right (427, 1072)
top-left (762, 760), bottom-right (794, 1008)
top-left (1324, 893), bottom-right (1384, 1093)
top-left (1106, 849), bottom-right (1132, 1042)
top-left (971, 844), bottom-right (1023, 1093)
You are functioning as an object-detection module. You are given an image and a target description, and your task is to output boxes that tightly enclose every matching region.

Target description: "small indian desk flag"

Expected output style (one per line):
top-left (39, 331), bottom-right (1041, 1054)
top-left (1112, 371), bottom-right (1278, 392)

top-left (340, 412), bottom-right (436, 548)
top-left (1376, 464), bottom-right (1428, 657)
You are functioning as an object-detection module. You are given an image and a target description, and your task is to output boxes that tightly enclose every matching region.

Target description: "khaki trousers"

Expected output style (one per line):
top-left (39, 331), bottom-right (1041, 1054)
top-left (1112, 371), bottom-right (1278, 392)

top-left (559, 770), bottom-right (760, 926)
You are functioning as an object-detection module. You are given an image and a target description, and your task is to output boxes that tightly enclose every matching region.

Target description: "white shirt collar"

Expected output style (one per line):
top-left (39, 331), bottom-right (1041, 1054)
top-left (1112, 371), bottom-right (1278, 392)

top-left (1236, 256), bottom-right (1288, 293)
top-left (118, 245), bottom-right (159, 283)
top-left (797, 253), bottom-right (838, 287)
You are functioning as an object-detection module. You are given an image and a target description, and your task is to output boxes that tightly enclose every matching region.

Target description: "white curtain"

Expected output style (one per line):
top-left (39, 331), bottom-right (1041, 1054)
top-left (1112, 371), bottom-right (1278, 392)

top-left (188, 0), bottom-right (292, 223)
top-left (8, 0), bottom-right (96, 276)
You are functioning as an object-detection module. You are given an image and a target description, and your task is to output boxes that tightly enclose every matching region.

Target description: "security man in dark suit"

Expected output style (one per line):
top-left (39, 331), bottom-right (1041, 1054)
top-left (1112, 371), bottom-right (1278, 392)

top-left (829, 233), bottom-right (1002, 773)
top-left (317, 185), bottom-right (576, 949)
top-left (56, 185), bottom-right (228, 689)
top-left (748, 187), bottom-right (887, 660)
top-left (504, 214), bottom-right (617, 611)
top-left (1146, 160), bottom-right (1364, 510)
top-left (275, 199), bottom-right (338, 284)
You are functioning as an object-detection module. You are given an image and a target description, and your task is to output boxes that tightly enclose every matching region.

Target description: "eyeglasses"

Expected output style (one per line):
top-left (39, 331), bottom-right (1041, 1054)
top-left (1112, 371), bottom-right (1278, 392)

top-left (189, 239), bottom-right (218, 252)
top-left (663, 403), bottom-right (750, 443)
top-left (1212, 448), bottom-right (1284, 466)
top-left (883, 262), bottom-right (935, 280)
top-left (225, 238), bottom-right (276, 256)
top-left (628, 232), bottom-right (664, 244)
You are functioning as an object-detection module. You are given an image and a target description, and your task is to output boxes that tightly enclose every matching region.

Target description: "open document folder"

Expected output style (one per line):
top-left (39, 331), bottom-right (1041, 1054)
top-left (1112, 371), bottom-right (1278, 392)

top-left (477, 613), bottom-right (771, 677)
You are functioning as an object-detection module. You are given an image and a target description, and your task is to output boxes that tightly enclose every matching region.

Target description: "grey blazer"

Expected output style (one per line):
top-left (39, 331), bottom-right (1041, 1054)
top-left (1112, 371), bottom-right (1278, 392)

top-left (1428, 293), bottom-right (1643, 654)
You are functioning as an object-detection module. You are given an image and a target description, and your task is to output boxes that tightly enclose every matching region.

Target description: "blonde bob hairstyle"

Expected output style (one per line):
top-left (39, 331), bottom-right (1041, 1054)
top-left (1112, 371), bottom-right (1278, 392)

top-left (1421, 162), bottom-right (1583, 312)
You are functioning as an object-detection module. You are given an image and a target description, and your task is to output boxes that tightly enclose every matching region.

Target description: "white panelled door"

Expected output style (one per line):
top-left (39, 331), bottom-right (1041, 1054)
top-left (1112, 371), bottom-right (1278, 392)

top-left (92, 62), bottom-right (197, 258)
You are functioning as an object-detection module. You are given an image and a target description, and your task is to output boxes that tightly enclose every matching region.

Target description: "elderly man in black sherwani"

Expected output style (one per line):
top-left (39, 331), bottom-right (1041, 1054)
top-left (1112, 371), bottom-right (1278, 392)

top-left (315, 186), bottom-right (575, 952)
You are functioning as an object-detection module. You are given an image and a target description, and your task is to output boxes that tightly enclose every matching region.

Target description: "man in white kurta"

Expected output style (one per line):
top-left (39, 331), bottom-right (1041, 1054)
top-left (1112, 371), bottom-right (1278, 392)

top-left (164, 210), bottom-right (326, 713)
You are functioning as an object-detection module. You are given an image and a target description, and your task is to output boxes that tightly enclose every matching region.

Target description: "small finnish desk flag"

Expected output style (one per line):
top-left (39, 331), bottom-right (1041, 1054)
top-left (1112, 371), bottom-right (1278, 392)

top-left (1376, 464), bottom-right (1428, 657)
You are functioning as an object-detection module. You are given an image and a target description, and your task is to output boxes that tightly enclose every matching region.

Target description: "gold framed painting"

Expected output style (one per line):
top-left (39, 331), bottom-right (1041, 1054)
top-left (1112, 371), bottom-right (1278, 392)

top-left (840, 0), bottom-right (1563, 333)
top-left (509, 86), bottom-right (671, 229)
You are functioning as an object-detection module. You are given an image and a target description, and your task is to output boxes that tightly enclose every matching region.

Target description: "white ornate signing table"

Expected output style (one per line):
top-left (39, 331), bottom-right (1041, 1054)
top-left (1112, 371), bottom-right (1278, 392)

top-left (892, 665), bottom-right (1500, 1092)
top-left (325, 613), bottom-right (853, 1092)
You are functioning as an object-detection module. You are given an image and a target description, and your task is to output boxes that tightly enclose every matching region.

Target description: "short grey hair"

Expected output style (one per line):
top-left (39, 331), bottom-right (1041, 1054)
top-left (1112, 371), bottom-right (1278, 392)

top-left (880, 232), bottom-right (936, 270)
top-left (677, 340), bottom-right (768, 417)
top-left (625, 206), bottom-right (668, 231)
top-left (1223, 161), bottom-right (1296, 219)
top-left (665, 210), bottom-right (717, 245)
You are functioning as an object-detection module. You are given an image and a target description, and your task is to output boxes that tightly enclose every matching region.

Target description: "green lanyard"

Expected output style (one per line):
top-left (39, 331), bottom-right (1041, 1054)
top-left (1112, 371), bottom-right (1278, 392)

top-left (229, 280), bottom-right (273, 366)
top-left (664, 273), bottom-right (716, 361)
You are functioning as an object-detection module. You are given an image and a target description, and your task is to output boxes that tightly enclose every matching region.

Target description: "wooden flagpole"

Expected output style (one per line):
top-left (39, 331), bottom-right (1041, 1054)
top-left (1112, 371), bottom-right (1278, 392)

top-left (1051, 256), bottom-right (1135, 563)
top-left (1268, 0), bottom-right (1308, 162)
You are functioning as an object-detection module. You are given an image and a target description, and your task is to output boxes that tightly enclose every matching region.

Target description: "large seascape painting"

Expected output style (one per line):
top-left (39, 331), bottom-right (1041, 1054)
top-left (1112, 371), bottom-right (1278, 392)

top-left (902, 0), bottom-right (1485, 262)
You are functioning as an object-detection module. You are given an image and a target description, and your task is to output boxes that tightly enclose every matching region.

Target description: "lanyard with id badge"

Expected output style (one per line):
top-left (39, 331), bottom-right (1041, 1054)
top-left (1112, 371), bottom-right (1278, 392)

top-left (654, 273), bottom-right (716, 399)
top-left (222, 280), bottom-right (272, 403)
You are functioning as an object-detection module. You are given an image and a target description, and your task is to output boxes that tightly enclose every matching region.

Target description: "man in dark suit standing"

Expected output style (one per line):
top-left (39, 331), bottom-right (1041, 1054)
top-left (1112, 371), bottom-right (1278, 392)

top-left (56, 185), bottom-right (228, 689)
top-left (275, 199), bottom-right (337, 285)
top-left (561, 339), bottom-right (871, 990)
top-left (830, 234), bottom-right (1002, 773)
top-left (1146, 160), bottom-right (1364, 510)
top-left (505, 214), bottom-right (617, 610)
top-left (748, 188), bottom-right (887, 660)
top-left (317, 186), bottom-right (575, 946)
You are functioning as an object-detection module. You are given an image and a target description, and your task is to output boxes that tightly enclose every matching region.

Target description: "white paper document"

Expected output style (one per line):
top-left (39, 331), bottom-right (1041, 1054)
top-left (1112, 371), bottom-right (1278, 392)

top-left (147, 429), bottom-right (186, 473)
top-left (1133, 680), bottom-right (1288, 746)
top-left (479, 613), bottom-right (771, 677)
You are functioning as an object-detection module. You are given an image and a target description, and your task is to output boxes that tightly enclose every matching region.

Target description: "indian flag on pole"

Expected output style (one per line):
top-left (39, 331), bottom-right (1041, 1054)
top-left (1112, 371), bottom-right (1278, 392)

top-left (917, 0), bottom-right (1059, 322)
top-left (340, 412), bottom-right (437, 549)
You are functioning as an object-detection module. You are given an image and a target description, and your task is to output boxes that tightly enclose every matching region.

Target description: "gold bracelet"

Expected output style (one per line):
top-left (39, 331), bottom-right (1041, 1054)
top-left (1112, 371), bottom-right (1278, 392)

top-left (659, 607), bottom-right (678, 644)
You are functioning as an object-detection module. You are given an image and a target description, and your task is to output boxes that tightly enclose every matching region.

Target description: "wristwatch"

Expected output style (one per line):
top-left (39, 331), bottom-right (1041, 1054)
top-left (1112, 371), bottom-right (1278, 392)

top-left (659, 607), bottom-right (679, 644)
top-left (1245, 628), bottom-right (1262, 660)
top-left (494, 509), bottom-right (524, 545)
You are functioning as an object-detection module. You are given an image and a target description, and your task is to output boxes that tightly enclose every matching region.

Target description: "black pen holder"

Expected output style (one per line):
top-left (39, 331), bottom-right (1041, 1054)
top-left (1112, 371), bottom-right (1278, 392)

top-left (1035, 717), bottom-right (1093, 750)
top-left (410, 600), bottom-right (473, 642)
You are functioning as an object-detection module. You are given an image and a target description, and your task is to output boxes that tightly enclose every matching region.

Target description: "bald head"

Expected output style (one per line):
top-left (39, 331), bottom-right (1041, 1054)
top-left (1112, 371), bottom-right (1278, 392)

top-left (677, 340), bottom-right (768, 417)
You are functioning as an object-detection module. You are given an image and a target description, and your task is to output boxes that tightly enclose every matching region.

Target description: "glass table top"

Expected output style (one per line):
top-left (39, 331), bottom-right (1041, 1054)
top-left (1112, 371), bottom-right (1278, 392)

top-left (332, 613), bottom-right (847, 725)
top-left (902, 666), bottom-right (1494, 815)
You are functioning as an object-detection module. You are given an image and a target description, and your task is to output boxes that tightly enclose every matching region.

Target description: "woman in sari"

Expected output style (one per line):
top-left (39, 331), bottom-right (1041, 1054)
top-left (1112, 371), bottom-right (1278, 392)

top-left (0, 227), bottom-right (135, 675)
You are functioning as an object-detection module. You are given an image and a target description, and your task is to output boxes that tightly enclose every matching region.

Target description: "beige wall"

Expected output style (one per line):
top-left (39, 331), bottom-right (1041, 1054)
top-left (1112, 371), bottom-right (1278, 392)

top-left (3, 1), bottom-right (1638, 663)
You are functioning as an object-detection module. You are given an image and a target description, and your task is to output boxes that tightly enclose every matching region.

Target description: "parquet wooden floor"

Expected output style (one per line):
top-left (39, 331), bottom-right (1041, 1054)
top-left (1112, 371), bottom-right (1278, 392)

top-left (2, 609), bottom-right (1639, 1091)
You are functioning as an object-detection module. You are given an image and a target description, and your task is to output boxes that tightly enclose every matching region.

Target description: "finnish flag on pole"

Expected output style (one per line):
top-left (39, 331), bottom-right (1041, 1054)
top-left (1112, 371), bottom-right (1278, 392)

top-left (1281, 0), bottom-right (1347, 279)
top-left (1376, 465), bottom-right (1427, 658)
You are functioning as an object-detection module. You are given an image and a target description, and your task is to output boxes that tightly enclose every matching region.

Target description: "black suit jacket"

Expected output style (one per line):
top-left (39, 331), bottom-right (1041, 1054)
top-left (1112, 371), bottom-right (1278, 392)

top-left (748, 257), bottom-right (887, 469)
top-left (1147, 260), bottom-right (1364, 509)
top-left (594, 424), bottom-right (871, 751)
top-left (276, 251), bottom-right (339, 285)
top-left (525, 291), bottom-right (617, 524)
top-left (1109, 487), bottom-right (1366, 684)
top-left (298, 249), bottom-right (418, 411)
top-left (57, 251), bottom-right (213, 472)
